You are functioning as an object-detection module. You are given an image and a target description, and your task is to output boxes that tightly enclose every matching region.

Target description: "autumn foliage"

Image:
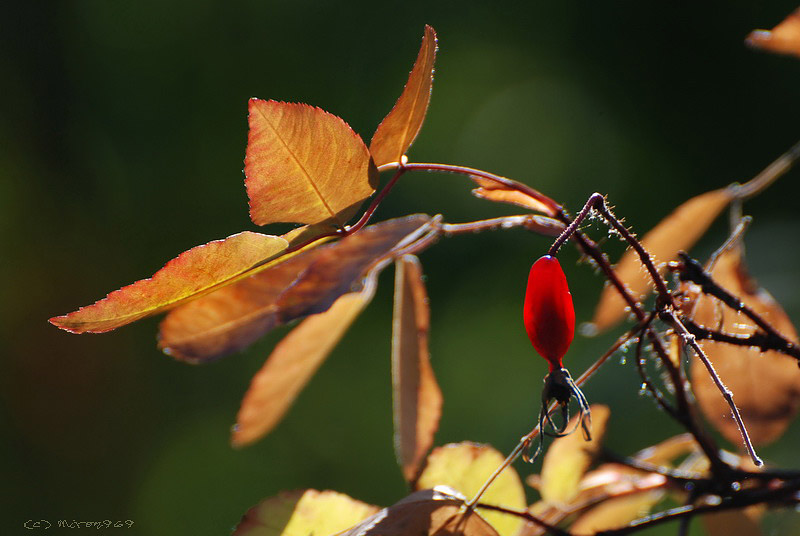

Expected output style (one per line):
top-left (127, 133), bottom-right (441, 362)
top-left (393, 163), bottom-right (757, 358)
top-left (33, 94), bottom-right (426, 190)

top-left (50, 12), bottom-right (800, 536)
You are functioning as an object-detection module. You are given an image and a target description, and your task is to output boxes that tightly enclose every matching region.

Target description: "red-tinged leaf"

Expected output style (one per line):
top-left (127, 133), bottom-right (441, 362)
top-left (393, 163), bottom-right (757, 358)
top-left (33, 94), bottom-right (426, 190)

top-left (415, 443), bottom-right (526, 536)
top-left (246, 100), bottom-right (379, 227)
top-left (589, 188), bottom-right (734, 333)
top-left (340, 487), bottom-right (500, 536)
top-left (231, 277), bottom-right (376, 447)
top-left (746, 8), bottom-right (800, 59)
top-left (540, 405), bottom-right (610, 506)
top-left (233, 489), bottom-right (379, 536)
top-left (690, 246), bottom-right (800, 446)
top-left (49, 232), bottom-right (289, 334)
top-left (370, 26), bottom-right (437, 167)
top-left (159, 214), bottom-right (436, 363)
top-left (470, 176), bottom-right (559, 217)
top-left (392, 255), bottom-right (442, 484)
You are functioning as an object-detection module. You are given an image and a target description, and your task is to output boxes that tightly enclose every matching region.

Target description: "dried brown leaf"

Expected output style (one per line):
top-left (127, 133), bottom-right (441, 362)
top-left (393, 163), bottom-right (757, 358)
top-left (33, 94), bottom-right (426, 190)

top-left (415, 443), bottom-right (526, 536)
top-left (589, 188), bottom-right (733, 333)
top-left (50, 232), bottom-right (289, 334)
top-left (690, 246), bottom-right (800, 446)
top-left (231, 277), bottom-right (376, 447)
top-left (159, 214), bottom-right (434, 363)
top-left (232, 489), bottom-right (379, 536)
top-left (470, 176), bottom-right (558, 217)
top-left (370, 26), bottom-right (437, 167)
top-left (702, 506), bottom-right (764, 536)
top-left (540, 405), bottom-right (610, 506)
top-left (392, 255), bottom-right (442, 484)
top-left (746, 8), bottom-right (800, 58)
top-left (341, 488), bottom-right (500, 536)
top-left (246, 100), bottom-right (379, 226)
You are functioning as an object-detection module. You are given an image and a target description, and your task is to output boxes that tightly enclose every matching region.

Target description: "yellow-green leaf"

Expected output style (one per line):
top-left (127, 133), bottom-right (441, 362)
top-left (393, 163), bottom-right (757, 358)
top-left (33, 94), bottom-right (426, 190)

top-left (370, 25), bottom-right (437, 167)
top-left (540, 405), bottom-right (610, 506)
top-left (246, 99), bottom-right (379, 226)
top-left (233, 489), bottom-right (379, 536)
top-left (415, 443), bottom-right (526, 536)
top-left (49, 232), bottom-right (288, 334)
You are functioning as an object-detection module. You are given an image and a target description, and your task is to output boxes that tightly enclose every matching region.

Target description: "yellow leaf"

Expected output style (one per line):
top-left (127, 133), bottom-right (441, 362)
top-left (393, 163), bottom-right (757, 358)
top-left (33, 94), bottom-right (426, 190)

top-left (569, 489), bottom-right (663, 533)
top-left (690, 246), bottom-right (800, 446)
top-left (370, 26), bottom-right (437, 167)
top-left (540, 405), bottom-right (610, 506)
top-left (231, 278), bottom-right (376, 447)
top-left (589, 188), bottom-right (733, 333)
top-left (392, 255), bottom-right (442, 484)
top-left (415, 443), bottom-right (526, 536)
top-left (50, 232), bottom-right (288, 334)
top-left (233, 489), bottom-right (379, 536)
top-left (246, 100), bottom-right (378, 226)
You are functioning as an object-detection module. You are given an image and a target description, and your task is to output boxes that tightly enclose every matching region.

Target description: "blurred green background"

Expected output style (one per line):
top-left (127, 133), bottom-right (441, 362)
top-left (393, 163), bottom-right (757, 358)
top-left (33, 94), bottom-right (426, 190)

top-left (3, 1), bottom-right (800, 535)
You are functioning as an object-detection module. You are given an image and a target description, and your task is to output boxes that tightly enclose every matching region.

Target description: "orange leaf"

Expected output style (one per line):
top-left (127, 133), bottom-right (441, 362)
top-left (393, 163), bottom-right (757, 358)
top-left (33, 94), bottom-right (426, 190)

top-left (392, 255), bottom-right (442, 484)
top-left (690, 246), bottom-right (800, 446)
top-left (746, 8), bottom-right (800, 59)
top-left (245, 100), bottom-right (379, 226)
top-left (589, 188), bottom-right (733, 333)
top-left (341, 488), bottom-right (500, 536)
top-left (470, 176), bottom-right (558, 217)
top-left (49, 232), bottom-right (288, 334)
top-left (159, 214), bottom-right (435, 363)
top-left (569, 488), bottom-right (663, 533)
top-left (231, 277), bottom-right (376, 447)
top-left (702, 506), bottom-right (764, 536)
top-left (540, 405), bottom-right (610, 506)
top-left (370, 26), bottom-right (437, 167)
top-left (233, 489), bottom-right (379, 536)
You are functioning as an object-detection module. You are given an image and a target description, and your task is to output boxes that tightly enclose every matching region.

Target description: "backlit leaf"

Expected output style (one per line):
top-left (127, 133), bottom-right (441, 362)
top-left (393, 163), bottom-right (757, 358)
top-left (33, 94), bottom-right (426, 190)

top-left (746, 8), bottom-right (800, 59)
top-left (690, 246), bottom-right (800, 446)
top-left (569, 488), bottom-right (663, 533)
top-left (392, 255), bottom-right (442, 485)
top-left (703, 506), bottom-right (764, 536)
top-left (540, 405), bottom-right (610, 506)
top-left (415, 443), bottom-right (526, 536)
top-left (370, 26), bottom-right (437, 167)
top-left (232, 277), bottom-right (376, 447)
top-left (470, 176), bottom-right (558, 217)
top-left (633, 433), bottom-right (697, 466)
top-left (589, 188), bottom-right (733, 333)
top-left (49, 232), bottom-right (288, 334)
top-left (341, 487), bottom-right (499, 536)
top-left (233, 489), bottom-right (378, 536)
top-left (159, 214), bottom-right (435, 363)
top-left (246, 100), bottom-right (379, 226)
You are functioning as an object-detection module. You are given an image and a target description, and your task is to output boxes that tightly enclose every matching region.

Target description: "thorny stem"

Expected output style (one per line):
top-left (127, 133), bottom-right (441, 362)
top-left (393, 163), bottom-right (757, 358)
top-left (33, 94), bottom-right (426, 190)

top-left (548, 192), bottom-right (603, 256)
top-left (633, 313), bottom-right (678, 419)
top-left (663, 310), bottom-right (763, 466)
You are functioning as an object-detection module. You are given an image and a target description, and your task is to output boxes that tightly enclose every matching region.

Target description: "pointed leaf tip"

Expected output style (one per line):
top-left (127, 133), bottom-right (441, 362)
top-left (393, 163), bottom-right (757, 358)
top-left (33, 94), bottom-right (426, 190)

top-left (246, 99), bottom-right (378, 227)
top-left (370, 25), bottom-right (437, 167)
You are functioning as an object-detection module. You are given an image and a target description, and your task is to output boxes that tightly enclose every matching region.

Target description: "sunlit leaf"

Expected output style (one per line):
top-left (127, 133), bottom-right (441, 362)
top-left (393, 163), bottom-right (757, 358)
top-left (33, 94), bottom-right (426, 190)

top-left (470, 176), bottom-right (558, 217)
top-left (522, 465), bottom-right (667, 536)
top-left (369, 26), bottom-right (437, 167)
top-left (246, 99), bottom-right (379, 226)
top-left (690, 246), bottom-right (800, 446)
top-left (231, 277), bottom-right (377, 447)
top-left (392, 255), bottom-right (442, 484)
top-left (746, 8), bottom-right (800, 59)
top-left (589, 188), bottom-right (733, 333)
top-left (232, 489), bottom-right (379, 536)
top-left (632, 433), bottom-right (697, 466)
top-left (49, 232), bottom-right (289, 334)
top-left (415, 443), bottom-right (526, 536)
top-left (569, 488), bottom-right (663, 533)
top-left (159, 214), bottom-right (435, 363)
top-left (341, 487), bottom-right (500, 536)
top-left (540, 405), bottom-right (610, 506)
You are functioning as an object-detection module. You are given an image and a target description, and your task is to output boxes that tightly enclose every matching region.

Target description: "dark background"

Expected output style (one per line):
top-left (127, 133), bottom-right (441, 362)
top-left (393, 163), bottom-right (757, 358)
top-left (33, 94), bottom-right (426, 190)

top-left (3, 2), bottom-right (800, 535)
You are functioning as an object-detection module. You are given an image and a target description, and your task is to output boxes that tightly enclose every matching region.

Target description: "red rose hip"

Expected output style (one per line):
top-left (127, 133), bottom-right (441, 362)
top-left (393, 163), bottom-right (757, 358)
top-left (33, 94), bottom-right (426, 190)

top-left (523, 255), bottom-right (575, 371)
